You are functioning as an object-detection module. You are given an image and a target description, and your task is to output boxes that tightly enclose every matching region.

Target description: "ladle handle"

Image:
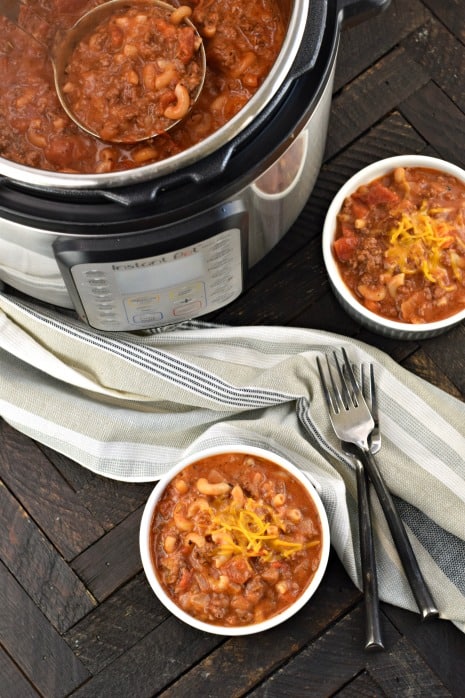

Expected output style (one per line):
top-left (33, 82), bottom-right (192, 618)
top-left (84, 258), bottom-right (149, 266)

top-left (1, 0), bottom-right (53, 49)
top-left (0, 0), bottom-right (21, 23)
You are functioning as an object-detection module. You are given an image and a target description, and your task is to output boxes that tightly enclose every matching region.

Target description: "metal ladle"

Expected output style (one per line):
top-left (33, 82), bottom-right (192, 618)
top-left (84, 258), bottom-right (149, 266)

top-left (2, 0), bottom-right (206, 143)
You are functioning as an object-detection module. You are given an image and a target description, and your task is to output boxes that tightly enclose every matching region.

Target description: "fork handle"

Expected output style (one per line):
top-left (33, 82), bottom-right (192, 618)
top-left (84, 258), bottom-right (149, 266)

top-left (358, 448), bottom-right (439, 621)
top-left (355, 461), bottom-right (385, 651)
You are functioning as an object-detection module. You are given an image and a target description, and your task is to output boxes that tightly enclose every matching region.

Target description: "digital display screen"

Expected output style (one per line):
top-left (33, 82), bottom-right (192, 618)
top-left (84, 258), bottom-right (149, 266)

top-left (111, 252), bottom-right (205, 294)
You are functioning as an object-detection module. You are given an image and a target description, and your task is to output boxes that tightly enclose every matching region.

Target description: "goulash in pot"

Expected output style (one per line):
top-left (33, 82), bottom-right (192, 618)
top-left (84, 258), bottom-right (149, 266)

top-left (0, 0), bottom-right (286, 173)
top-left (150, 453), bottom-right (324, 627)
top-left (333, 166), bottom-right (465, 324)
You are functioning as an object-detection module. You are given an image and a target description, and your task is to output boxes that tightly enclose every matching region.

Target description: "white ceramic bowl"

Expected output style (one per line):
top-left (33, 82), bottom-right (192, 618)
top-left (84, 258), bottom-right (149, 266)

top-left (139, 445), bottom-right (330, 636)
top-left (322, 155), bottom-right (465, 339)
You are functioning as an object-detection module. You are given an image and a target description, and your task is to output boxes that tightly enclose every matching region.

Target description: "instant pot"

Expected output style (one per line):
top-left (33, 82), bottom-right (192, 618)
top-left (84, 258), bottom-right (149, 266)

top-left (0, 0), bottom-right (389, 331)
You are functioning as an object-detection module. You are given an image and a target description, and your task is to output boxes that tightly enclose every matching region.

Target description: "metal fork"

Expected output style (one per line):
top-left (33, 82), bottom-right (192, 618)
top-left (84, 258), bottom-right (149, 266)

top-left (317, 349), bottom-right (439, 624)
top-left (320, 360), bottom-right (384, 651)
top-left (341, 363), bottom-right (383, 651)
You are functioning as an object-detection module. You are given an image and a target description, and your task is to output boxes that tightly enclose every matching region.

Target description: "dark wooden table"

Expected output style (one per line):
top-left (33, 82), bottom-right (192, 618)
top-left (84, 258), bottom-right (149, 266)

top-left (2, 1), bottom-right (465, 696)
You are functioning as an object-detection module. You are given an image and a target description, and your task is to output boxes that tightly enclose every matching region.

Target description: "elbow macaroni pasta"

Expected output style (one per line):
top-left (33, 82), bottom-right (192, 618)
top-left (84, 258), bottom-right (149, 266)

top-left (163, 83), bottom-right (192, 121)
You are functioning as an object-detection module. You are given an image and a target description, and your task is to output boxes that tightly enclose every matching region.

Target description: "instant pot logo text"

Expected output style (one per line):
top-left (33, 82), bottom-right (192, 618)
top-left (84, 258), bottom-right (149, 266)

top-left (111, 249), bottom-right (197, 271)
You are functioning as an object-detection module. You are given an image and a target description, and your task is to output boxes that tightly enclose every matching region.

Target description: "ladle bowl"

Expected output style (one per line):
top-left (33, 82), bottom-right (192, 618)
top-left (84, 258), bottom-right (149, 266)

top-left (53, 0), bottom-right (206, 143)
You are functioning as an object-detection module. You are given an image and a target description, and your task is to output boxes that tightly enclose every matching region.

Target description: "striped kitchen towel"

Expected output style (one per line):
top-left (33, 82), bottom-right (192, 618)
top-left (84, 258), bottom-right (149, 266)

top-left (0, 289), bottom-right (464, 632)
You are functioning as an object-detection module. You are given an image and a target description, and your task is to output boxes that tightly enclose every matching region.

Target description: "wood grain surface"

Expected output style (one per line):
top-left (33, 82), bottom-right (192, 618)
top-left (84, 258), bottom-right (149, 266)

top-left (2, 1), bottom-right (465, 696)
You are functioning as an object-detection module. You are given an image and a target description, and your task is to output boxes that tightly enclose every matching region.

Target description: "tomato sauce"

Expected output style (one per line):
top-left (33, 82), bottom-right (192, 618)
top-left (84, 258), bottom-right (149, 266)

top-left (333, 167), bottom-right (465, 324)
top-left (150, 453), bottom-right (323, 627)
top-left (0, 0), bottom-right (286, 173)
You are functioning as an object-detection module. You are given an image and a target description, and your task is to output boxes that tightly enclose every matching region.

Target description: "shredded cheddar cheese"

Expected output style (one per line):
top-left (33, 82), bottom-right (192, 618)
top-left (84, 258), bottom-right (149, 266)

top-left (209, 497), bottom-right (319, 562)
top-left (385, 202), bottom-right (457, 288)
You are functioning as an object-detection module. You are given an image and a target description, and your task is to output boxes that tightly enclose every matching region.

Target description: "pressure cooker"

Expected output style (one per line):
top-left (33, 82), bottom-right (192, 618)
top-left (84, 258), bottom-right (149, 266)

top-left (0, 0), bottom-right (389, 331)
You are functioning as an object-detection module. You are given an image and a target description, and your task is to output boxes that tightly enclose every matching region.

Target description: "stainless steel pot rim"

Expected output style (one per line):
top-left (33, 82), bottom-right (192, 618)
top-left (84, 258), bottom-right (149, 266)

top-left (0, 0), bottom-right (309, 190)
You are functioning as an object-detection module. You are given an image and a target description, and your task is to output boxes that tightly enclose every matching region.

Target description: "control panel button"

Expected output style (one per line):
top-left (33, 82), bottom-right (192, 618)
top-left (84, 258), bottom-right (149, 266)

top-left (173, 300), bottom-right (203, 317)
top-left (133, 312), bottom-right (164, 324)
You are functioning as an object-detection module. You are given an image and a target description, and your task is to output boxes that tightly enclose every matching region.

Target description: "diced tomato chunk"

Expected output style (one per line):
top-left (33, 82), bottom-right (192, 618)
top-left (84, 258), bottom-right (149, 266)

top-left (220, 556), bottom-right (252, 585)
top-left (175, 567), bottom-right (193, 592)
top-left (340, 222), bottom-right (355, 238)
top-left (333, 236), bottom-right (358, 262)
top-left (363, 181), bottom-right (400, 206)
top-left (350, 198), bottom-right (369, 220)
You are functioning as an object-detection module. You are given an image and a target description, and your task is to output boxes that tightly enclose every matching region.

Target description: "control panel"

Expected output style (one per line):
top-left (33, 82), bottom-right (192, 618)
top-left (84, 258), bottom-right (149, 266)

top-left (53, 202), bottom-right (247, 331)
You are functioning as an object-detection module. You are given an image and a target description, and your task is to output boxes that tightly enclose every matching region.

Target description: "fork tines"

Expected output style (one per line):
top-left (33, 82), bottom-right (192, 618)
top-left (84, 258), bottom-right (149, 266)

top-left (317, 348), bottom-right (365, 414)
